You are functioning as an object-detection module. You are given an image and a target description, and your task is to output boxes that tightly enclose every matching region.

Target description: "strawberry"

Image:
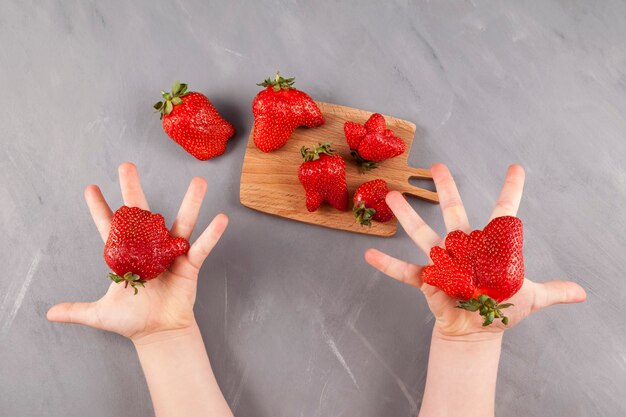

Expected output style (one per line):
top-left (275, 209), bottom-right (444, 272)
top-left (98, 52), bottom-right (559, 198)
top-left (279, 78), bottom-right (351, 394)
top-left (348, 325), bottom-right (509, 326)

top-left (298, 142), bottom-right (349, 212)
top-left (353, 179), bottom-right (394, 226)
top-left (154, 81), bottom-right (235, 160)
top-left (422, 216), bottom-right (524, 326)
top-left (253, 72), bottom-right (325, 152)
top-left (344, 113), bottom-right (406, 170)
top-left (104, 206), bottom-right (189, 294)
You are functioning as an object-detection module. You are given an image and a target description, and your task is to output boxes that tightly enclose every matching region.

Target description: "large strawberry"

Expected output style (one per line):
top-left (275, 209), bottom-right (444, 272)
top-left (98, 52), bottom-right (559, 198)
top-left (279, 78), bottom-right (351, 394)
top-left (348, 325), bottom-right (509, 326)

top-left (353, 179), bottom-right (394, 226)
top-left (104, 206), bottom-right (190, 294)
top-left (253, 72), bottom-right (325, 152)
top-left (154, 81), bottom-right (235, 160)
top-left (298, 142), bottom-right (349, 212)
top-left (422, 216), bottom-right (524, 326)
top-left (344, 113), bottom-right (406, 170)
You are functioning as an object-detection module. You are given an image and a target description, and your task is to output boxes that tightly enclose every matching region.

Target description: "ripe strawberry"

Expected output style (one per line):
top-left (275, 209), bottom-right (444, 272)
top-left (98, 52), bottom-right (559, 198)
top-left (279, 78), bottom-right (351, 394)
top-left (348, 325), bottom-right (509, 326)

top-left (353, 179), bottom-right (394, 226)
top-left (104, 206), bottom-right (190, 294)
top-left (253, 72), bottom-right (325, 152)
top-left (298, 143), bottom-right (349, 212)
top-left (344, 113), bottom-right (406, 170)
top-left (154, 81), bottom-right (235, 160)
top-left (422, 216), bottom-right (524, 326)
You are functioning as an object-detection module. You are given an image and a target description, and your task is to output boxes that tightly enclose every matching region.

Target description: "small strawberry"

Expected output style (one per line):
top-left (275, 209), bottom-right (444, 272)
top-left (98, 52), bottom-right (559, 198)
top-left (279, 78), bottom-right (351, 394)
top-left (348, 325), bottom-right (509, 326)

top-left (298, 142), bottom-right (349, 212)
top-left (422, 216), bottom-right (524, 326)
top-left (154, 81), bottom-right (235, 160)
top-left (353, 179), bottom-right (394, 226)
top-left (253, 72), bottom-right (325, 152)
top-left (104, 206), bottom-right (189, 294)
top-left (344, 113), bottom-right (406, 170)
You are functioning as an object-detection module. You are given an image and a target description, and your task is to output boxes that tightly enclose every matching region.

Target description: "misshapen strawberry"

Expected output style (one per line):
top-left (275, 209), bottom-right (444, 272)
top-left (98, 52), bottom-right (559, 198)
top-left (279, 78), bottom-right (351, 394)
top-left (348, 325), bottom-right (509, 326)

top-left (154, 81), bottom-right (235, 160)
top-left (104, 206), bottom-right (190, 294)
top-left (298, 143), bottom-right (348, 212)
top-left (253, 72), bottom-right (324, 152)
top-left (353, 179), bottom-right (394, 226)
top-left (344, 113), bottom-right (406, 170)
top-left (422, 216), bottom-right (524, 326)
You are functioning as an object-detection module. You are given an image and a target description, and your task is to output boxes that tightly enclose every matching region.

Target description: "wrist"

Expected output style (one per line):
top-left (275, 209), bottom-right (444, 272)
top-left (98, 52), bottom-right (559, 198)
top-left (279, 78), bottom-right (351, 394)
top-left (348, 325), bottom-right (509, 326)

top-left (432, 324), bottom-right (503, 345)
top-left (429, 324), bottom-right (503, 367)
top-left (132, 321), bottom-right (200, 347)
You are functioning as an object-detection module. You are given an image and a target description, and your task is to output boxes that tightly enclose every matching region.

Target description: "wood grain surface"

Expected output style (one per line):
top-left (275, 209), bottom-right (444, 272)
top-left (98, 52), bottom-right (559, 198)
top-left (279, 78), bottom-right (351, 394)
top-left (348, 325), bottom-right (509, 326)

top-left (240, 101), bottom-right (439, 237)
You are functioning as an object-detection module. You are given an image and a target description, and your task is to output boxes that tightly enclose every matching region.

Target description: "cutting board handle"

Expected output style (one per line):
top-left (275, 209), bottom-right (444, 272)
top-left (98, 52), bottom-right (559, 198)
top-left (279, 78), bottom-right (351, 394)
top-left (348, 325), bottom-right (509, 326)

top-left (395, 166), bottom-right (439, 203)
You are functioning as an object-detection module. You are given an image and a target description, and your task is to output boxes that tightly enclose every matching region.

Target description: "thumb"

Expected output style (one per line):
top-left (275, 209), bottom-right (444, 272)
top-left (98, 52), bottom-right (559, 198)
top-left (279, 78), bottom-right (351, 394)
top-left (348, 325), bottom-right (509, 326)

top-left (532, 280), bottom-right (587, 312)
top-left (47, 302), bottom-right (100, 327)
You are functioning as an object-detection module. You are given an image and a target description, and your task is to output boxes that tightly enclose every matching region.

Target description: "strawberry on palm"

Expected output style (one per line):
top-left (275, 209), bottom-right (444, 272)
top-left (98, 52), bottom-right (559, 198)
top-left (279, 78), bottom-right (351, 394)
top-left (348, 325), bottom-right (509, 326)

top-left (365, 164), bottom-right (586, 336)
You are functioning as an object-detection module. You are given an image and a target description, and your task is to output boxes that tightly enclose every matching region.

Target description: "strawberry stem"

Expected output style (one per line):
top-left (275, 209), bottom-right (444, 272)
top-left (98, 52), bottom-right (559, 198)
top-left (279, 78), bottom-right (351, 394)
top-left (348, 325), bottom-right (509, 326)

top-left (300, 142), bottom-right (334, 162)
top-left (456, 294), bottom-right (513, 326)
top-left (109, 272), bottom-right (147, 296)
top-left (353, 201), bottom-right (377, 226)
top-left (350, 150), bottom-right (379, 172)
top-left (257, 71), bottom-right (295, 91)
top-left (153, 80), bottom-right (189, 120)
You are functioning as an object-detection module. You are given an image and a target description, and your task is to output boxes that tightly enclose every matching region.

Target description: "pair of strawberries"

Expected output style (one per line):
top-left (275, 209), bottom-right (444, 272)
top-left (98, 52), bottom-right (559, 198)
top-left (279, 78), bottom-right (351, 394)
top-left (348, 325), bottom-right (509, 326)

top-left (297, 140), bottom-right (393, 225)
top-left (298, 142), bottom-right (394, 225)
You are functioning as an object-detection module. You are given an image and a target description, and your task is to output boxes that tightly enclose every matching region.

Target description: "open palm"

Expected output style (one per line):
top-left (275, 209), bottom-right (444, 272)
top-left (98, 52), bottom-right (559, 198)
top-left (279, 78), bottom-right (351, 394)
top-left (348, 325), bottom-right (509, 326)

top-left (365, 164), bottom-right (586, 337)
top-left (47, 163), bottom-right (228, 342)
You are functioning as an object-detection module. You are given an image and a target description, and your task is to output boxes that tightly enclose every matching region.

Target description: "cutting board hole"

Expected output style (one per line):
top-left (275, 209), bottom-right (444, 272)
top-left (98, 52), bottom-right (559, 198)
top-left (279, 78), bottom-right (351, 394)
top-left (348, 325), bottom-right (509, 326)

top-left (409, 178), bottom-right (437, 191)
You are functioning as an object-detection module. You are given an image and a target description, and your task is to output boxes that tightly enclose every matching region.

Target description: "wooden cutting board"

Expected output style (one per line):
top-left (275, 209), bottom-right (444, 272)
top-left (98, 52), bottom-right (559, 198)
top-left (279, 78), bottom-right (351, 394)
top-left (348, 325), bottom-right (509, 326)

top-left (240, 101), bottom-right (439, 237)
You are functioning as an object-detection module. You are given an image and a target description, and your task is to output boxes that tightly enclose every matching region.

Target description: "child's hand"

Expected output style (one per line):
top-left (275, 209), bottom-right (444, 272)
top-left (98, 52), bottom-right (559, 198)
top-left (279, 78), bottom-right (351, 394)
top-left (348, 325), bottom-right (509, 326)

top-left (365, 164), bottom-right (586, 339)
top-left (47, 162), bottom-right (228, 344)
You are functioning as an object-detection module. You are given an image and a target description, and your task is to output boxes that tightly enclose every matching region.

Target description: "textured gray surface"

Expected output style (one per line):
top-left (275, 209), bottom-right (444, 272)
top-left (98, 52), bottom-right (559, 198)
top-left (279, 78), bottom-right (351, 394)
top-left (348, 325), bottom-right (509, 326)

top-left (1, 0), bottom-right (625, 416)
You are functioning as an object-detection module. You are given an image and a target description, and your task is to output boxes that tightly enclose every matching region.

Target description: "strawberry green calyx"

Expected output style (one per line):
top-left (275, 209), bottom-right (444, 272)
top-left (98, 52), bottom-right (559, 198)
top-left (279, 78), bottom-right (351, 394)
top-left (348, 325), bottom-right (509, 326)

top-left (153, 80), bottom-right (189, 120)
top-left (257, 71), bottom-right (295, 91)
top-left (350, 150), bottom-right (379, 171)
top-left (353, 201), bottom-right (377, 226)
top-left (300, 142), bottom-right (334, 162)
top-left (108, 272), bottom-right (147, 295)
top-left (457, 294), bottom-right (513, 326)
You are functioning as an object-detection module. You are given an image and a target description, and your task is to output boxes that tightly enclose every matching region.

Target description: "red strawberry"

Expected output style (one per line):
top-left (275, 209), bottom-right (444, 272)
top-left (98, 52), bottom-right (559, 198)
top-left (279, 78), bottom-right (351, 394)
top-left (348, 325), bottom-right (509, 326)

top-left (422, 216), bottom-right (524, 326)
top-left (298, 143), bottom-right (349, 212)
top-left (253, 72), bottom-right (325, 152)
top-left (104, 206), bottom-right (190, 294)
top-left (344, 113), bottom-right (406, 170)
top-left (353, 179), bottom-right (394, 226)
top-left (154, 81), bottom-right (235, 160)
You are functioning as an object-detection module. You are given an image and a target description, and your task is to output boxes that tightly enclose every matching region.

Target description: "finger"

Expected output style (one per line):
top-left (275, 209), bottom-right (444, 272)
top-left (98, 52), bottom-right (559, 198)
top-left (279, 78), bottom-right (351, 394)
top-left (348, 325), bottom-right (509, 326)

top-left (490, 164), bottom-right (525, 220)
top-left (84, 185), bottom-right (113, 242)
top-left (47, 302), bottom-right (101, 327)
top-left (364, 248), bottom-right (424, 288)
top-left (431, 163), bottom-right (470, 233)
top-left (186, 214), bottom-right (229, 270)
top-left (171, 177), bottom-right (208, 239)
top-left (532, 280), bottom-right (587, 312)
top-left (118, 162), bottom-right (150, 210)
top-left (386, 191), bottom-right (441, 256)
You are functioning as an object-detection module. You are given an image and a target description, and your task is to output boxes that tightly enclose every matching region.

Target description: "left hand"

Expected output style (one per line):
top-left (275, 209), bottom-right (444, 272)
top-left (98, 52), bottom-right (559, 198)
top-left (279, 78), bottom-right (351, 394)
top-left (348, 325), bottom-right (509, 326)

top-left (365, 163), bottom-right (586, 338)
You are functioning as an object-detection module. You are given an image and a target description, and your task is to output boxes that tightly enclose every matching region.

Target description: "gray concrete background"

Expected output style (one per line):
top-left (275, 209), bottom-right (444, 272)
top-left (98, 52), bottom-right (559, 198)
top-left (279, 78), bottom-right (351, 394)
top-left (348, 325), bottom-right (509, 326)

top-left (1, 1), bottom-right (625, 416)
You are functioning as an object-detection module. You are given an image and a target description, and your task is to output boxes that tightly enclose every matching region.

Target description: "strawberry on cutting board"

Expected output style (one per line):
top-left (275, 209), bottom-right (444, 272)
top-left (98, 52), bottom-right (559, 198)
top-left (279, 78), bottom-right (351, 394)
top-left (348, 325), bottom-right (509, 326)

top-left (104, 206), bottom-right (189, 294)
top-left (154, 81), bottom-right (235, 160)
top-left (353, 179), bottom-right (394, 226)
top-left (344, 113), bottom-right (406, 170)
top-left (422, 216), bottom-right (524, 326)
top-left (298, 142), bottom-right (348, 212)
top-left (253, 72), bottom-right (325, 152)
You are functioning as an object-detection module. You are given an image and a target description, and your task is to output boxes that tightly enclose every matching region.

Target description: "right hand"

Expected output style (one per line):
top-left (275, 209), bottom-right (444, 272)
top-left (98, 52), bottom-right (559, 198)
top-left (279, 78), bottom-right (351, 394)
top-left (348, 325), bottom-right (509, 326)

top-left (47, 162), bottom-right (229, 344)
